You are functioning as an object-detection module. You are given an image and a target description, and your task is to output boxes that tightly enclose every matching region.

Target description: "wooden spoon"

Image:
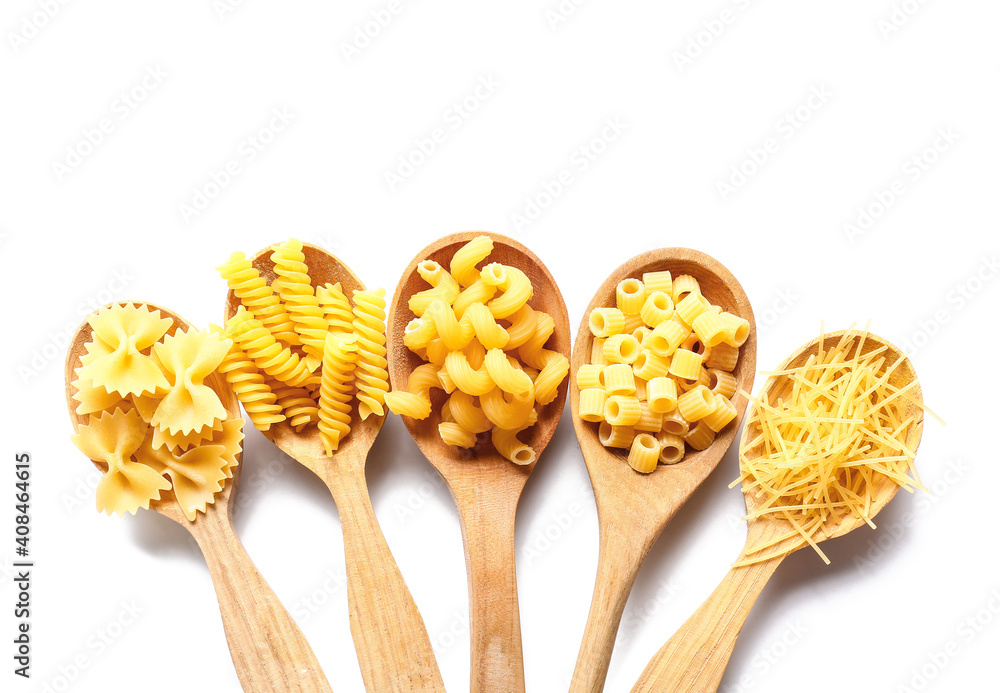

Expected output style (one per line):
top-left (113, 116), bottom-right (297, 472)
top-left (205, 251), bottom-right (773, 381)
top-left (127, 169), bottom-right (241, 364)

top-left (630, 330), bottom-right (925, 693)
top-left (65, 302), bottom-right (331, 693)
top-left (226, 243), bottom-right (445, 693)
top-left (386, 231), bottom-right (571, 693)
top-left (569, 248), bottom-right (756, 693)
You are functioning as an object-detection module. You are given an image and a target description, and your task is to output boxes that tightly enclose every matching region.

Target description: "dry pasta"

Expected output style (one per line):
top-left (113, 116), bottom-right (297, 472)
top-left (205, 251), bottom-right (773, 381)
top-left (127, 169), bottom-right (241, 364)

top-left (577, 269), bottom-right (747, 473)
top-left (385, 235), bottom-right (568, 464)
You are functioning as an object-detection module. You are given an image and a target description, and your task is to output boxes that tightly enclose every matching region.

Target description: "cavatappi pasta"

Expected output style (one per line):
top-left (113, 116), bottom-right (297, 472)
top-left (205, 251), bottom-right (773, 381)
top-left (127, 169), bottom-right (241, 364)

top-left (733, 327), bottom-right (932, 566)
top-left (219, 239), bottom-right (389, 454)
top-left (69, 303), bottom-right (244, 520)
top-left (578, 271), bottom-right (748, 473)
top-left (385, 235), bottom-right (570, 465)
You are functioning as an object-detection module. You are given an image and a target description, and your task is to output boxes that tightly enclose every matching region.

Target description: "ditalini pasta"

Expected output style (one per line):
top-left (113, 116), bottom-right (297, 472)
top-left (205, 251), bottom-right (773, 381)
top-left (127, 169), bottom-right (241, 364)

top-left (69, 303), bottom-right (245, 521)
top-left (385, 235), bottom-right (569, 465)
top-left (219, 239), bottom-right (390, 453)
top-left (577, 271), bottom-right (746, 473)
top-left (733, 327), bottom-right (932, 566)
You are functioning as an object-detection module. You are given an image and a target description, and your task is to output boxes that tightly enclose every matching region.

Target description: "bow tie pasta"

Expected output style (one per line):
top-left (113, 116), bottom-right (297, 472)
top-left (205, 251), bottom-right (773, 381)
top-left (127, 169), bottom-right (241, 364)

top-left (385, 235), bottom-right (570, 466)
top-left (69, 303), bottom-right (244, 521)
top-left (218, 239), bottom-right (390, 455)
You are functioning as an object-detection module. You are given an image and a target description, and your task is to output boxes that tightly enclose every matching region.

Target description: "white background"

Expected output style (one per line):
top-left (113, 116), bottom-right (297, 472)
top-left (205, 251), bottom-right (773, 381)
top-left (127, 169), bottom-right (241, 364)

top-left (2, 1), bottom-right (998, 691)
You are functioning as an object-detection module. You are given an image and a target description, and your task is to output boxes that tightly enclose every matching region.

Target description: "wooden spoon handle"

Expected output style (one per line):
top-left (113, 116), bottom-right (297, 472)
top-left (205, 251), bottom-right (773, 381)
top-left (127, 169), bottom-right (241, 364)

top-left (629, 555), bottom-right (782, 693)
top-left (457, 495), bottom-right (525, 693)
top-left (569, 527), bottom-right (648, 693)
top-left (191, 511), bottom-right (332, 693)
top-left (329, 471), bottom-right (445, 693)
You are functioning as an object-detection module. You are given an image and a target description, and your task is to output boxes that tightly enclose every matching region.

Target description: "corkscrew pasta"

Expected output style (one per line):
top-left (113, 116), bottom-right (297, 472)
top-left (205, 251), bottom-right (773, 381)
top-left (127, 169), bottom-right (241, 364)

top-left (219, 239), bottom-right (390, 453)
top-left (577, 271), bottom-right (746, 473)
top-left (69, 303), bottom-right (244, 521)
top-left (385, 235), bottom-right (569, 465)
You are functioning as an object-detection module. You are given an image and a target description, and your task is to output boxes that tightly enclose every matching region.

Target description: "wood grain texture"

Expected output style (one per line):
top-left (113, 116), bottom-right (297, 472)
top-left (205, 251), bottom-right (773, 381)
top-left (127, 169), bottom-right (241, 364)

top-left (630, 330), bottom-right (925, 693)
top-left (567, 249), bottom-right (757, 693)
top-left (65, 302), bottom-right (331, 693)
top-left (228, 244), bottom-right (445, 693)
top-left (386, 231), bottom-right (571, 693)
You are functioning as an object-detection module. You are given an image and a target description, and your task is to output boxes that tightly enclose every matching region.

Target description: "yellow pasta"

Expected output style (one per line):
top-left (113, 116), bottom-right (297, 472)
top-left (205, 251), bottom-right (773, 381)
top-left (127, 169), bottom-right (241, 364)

top-left (273, 384), bottom-right (320, 432)
top-left (151, 329), bottom-right (230, 435)
top-left (628, 433), bottom-right (660, 473)
top-left (671, 274), bottom-right (700, 304)
top-left (577, 364), bottom-right (604, 390)
top-left (677, 385), bottom-right (717, 422)
top-left (589, 307), bottom-right (626, 338)
top-left (616, 278), bottom-right (646, 315)
top-left (352, 288), bottom-right (390, 420)
top-left (647, 376), bottom-right (678, 414)
top-left (632, 350), bottom-right (671, 381)
top-left (217, 251), bottom-right (298, 346)
top-left (318, 332), bottom-right (358, 453)
top-left (656, 431), bottom-right (685, 464)
top-left (271, 238), bottom-right (327, 368)
top-left (602, 363), bottom-right (636, 396)
top-left (450, 234), bottom-right (494, 287)
top-left (605, 395), bottom-right (641, 426)
top-left (316, 282), bottom-right (355, 334)
top-left (579, 388), bottom-right (608, 422)
top-left (640, 291), bottom-right (674, 327)
top-left (79, 303), bottom-right (172, 398)
top-left (599, 421), bottom-right (634, 449)
top-left (226, 307), bottom-right (317, 388)
top-left (213, 326), bottom-right (284, 432)
top-left (578, 265), bottom-right (746, 471)
top-left (386, 236), bottom-right (567, 463)
top-left (642, 270), bottom-right (673, 297)
top-left (603, 334), bottom-right (641, 364)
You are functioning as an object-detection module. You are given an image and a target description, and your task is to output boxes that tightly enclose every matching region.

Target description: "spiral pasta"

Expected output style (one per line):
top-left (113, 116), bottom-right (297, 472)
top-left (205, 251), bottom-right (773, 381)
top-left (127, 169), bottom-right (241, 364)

top-left (318, 333), bottom-right (359, 454)
top-left (352, 288), bottom-right (390, 420)
top-left (226, 307), bottom-right (317, 388)
top-left (385, 235), bottom-right (568, 464)
top-left (213, 326), bottom-right (285, 432)
top-left (217, 251), bottom-right (298, 346)
top-left (271, 238), bottom-right (328, 368)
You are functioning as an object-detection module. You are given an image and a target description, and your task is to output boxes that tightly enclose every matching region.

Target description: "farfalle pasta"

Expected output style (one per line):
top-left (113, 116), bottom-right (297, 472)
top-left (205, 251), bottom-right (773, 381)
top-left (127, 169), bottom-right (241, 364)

top-left (69, 303), bottom-right (244, 520)
top-left (578, 271), bottom-right (747, 473)
top-left (219, 239), bottom-right (390, 453)
top-left (385, 235), bottom-right (570, 465)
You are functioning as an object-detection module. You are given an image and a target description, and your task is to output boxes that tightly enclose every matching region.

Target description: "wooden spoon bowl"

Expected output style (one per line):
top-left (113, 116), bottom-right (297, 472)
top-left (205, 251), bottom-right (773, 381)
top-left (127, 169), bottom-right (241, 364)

top-left (226, 243), bottom-right (444, 693)
top-left (630, 330), bottom-right (924, 693)
top-left (65, 302), bottom-right (331, 693)
top-left (569, 248), bottom-right (756, 693)
top-left (387, 231), bottom-right (571, 693)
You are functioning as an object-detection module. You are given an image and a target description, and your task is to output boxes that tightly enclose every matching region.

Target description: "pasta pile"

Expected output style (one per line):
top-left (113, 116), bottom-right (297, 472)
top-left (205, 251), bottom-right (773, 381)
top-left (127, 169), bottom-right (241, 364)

top-left (384, 235), bottom-right (570, 465)
top-left (218, 238), bottom-right (389, 455)
top-left (579, 271), bottom-right (748, 473)
top-left (734, 327), bottom-right (929, 566)
top-left (69, 303), bottom-right (243, 520)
